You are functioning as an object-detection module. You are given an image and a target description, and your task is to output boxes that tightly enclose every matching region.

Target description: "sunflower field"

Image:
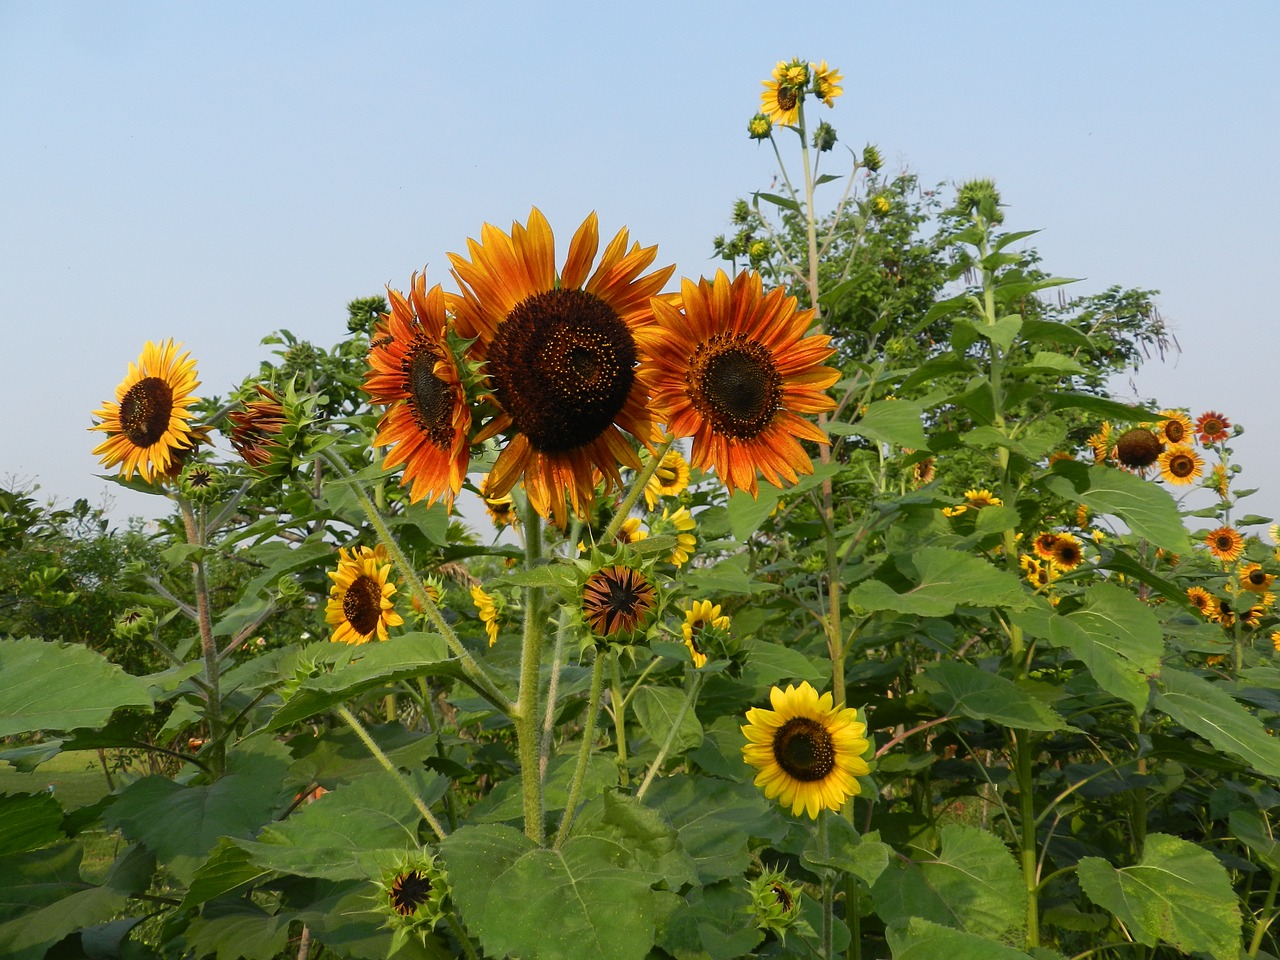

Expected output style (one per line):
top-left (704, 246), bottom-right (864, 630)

top-left (6, 58), bottom-right (1280, 960)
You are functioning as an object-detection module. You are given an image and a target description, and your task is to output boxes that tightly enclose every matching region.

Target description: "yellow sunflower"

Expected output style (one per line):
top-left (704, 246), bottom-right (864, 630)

top-left (810, 60), bottom-right (843, 106)
top-left (470, 585), bottom-right (500, 647)
top-left (643, 449), bottom-right (691, 509)
top-left (1206, 526), bottom-right (1245, 563)
top-left (760, 60), bottom-right (807, 125)
top-left (1158, 445), bottom-right (1204, 485)
top-left (1239, 563), bottom-right (1275, 594)
top-left (90, 339), bottom-right (202, 482)
top-left (1020, 554), bottom-right (1052, 589)
top-left (639, 269), bottom-right (838, 498)
top-left (1032, 532), bottom-right (1062, 561)
top-left (1210, 463), bottom-right (1230, 499)
top-left (581, 565), bottom-right (657, 641)
top-left (616, 516), bottom-right (649, 545)
top-left (1213, 597), bottom-right (1236, 627)
top-left (1271, 630), bottom-right (1280, 653)
top-left (1156, 410), bottom-right (1193, 447)
top-left (911, 457), bottom-right (936, 485)
top-left (660, 505), bottom-right (697, 567)
top-left (1085, 422), bottom-right (1113, 464)
top-left (364, 273), bottom-right (471, 508)
top-left (448, 208), bottom-right (674, 523)
top-left (682, 600), bottom-right (730, 669)
top-left (1186, 586), bottom-right (1215, 617)
top-left (1048, 533), bottom-right (1085, 571)
top-left (479, 474), bottom-right (518, 529)
top-left (741, 681), bottom-right (870, 818)
top-left (325, 545), bottom-right (404, 644)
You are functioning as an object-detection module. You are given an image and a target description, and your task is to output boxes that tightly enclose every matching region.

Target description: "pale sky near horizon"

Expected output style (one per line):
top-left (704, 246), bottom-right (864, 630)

top-left (3, 2), bottom-right (1278, 530)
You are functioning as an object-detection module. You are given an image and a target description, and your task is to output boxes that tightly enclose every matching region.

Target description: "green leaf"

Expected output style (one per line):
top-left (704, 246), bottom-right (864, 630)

top-left (180, 839), bottom-right (273, 910)
top-left (440, 823), bottom-right (665, 960)
top-left (855, 399), bottom-right (930, 449)
top-left (1024, 351), bottom-right (1086, 375)
top-left (753, 191), bottom-right (801, 214)
top-left (965, 315), bottom-right (1022, 352)
top-left (1229, 809), bottom-right (1280, 871)
top-left (0, 638), bottom-right (153, 737)
top-left (803, 813), bottom-right (890, 888)
top-left (849, 548), bottom-right (1030, 617)
top-left (726, 484), bottom-right (782, 541)
top-left (570, 790), bottom-right (697, 889)
top-left (266, 632), bottom-right (460, 731)
top-left (0, 792), bottom-right (63, 856)
top-left (871, 824), bottom-right (1026, 940)
top-left (655, 880), bottom-right (761, 960)
top-left (1153, 668), bottom-right (1280, 777)
top-left (885, 917), bottom-right (1037, 959)
top-left (1042, 462), bottom-right (1191, 553)
top-left (919, 662), bottom-right (1066, 732)
top-left (740, 638), bottom-right (827, 685)
top-left (1019, 319), bottom-right (1093, 351)
top-left (1077, 833), bottom-right (1240, 960)
top-left (633, 686), bottom-right (702, 754)
top-left (184, 899), bottom-right (293, 960)
top-left (1043, 392), bottom-right (1153, 421)
top-left (1047, 583), bottom-right (1161, 713)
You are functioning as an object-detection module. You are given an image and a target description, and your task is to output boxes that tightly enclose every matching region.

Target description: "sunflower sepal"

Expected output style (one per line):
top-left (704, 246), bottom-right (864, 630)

top-left (745, 867), bottom-right (808, 941)
top-left (369, 850), bottom-right (451, 949)
top-left (569, 547), bottom-right (662, 655)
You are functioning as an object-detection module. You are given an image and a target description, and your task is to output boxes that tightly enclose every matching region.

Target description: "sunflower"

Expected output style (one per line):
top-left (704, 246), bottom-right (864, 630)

top-left (639, 270), bottom-right (836, 497)
top-left (741, 681), bottom-right (870, 818)
top-left (1206, 526), bottom-right (1245, 563)
top-left (760, 60), bottom-right (807, 125)
top-left (810, 60), bottom-right (843, 106)
top-left (1242, 602), bottom-right (1269, 629)
top-left (1272, 630), bottom-right (1280, 653)
top-left (659, 505), bottom-right (697, 567)
top-left (470, 585), bottom-right (500, 646)
top-left (325, 545), bottom-right (404, 644)
top-left (615, 516), bottom-right (649, 545)
top-left (911, 457), bottom-right (936, 486)
top-left (1210, 463), bottom-right (1230, 499)
top-left (1195, 411), bottom-right (1232, 446)
top-left (479, 474), bottom-right (518, 529)
top-left (581, 564), bottom-right (657, 641)
top-left (227, 385), bottom-right (288, 469)
top-left (1114, 428), bottom-right (1162, 469)
top-left (90, 339), bottom-right (202, 482)
top-left (682, 599), bottom-right (730, 669)
top-left (643, 449), bottom-right (691, 509)
top-left (449, 209), bottom-right (673, 523)
top-left (1186, 586), bottom-right (1215, 617)
top-left (1156, 410), bottom-right (1193, 447)
top-left (1239, 563), bottom-right (1275, 594)
top-left (1212, 597), bottom-right (1236, 627)
top-left (364, 274), bottom-right (471, 508)
top-left (1048, 533), bottom-right (1085, 570)
top-left (1020, 554), bottom-right (1052, 589)
top-left (1085, 423), bottom-right (1113, 464)
top-left (964, 488), bottom-right (1003, 508)
top-left (1157, 445), bottom-right (1204, 485)
top-left (1032, 532), bottom-right (1062, 561)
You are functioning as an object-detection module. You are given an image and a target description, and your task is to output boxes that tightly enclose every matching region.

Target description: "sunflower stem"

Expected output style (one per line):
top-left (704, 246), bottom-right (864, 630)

top-left (514, 503), bottom-right (547, 844)
top-left (609, 653), bottom-right (631, 786)
top-left (447, 912), bottom-right (481, 960)
top-left (1014, 728), bottom-right (1041, 949)
top-left (636, 670), bottom-right (704, 800)
top-left (553, 651), bottom-right (607, 849)
top-left (335, 704), bottom-right (446, 841)
top-left (319, 449), bottom-right (512, 715)
top-left (539, 605), bottom-right (572, 780)
top-left (601, 436), bottom-right (675, 544)
top-left (818, 814), bottom-right (834, 960)
top-left (178, 496), bottom-right (225, 778)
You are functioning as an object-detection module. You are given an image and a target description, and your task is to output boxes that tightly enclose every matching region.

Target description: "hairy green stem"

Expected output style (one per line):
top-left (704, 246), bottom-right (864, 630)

top-left (609, 653), bottom-right (631, 786)
top-left (1014, 728), bottom-right (1040, 948)
top-left (553, 652), bottom-right (607, 848)
top-left (514, 504), bottom-right (546, 844)
top-left (601, 436), bottom-right (675, 544)
top-left (179, 497), bottom-right (225, 777)
top-left (635, 671), bottom-right (704, 799)
top-left (336, 704), bottom-right (446, 841)
top-left (1248, 870), bottom-right (1280, 957)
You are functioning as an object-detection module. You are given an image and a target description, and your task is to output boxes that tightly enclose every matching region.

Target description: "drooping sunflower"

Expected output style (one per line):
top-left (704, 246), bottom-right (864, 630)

top-left (1195, 411), bottom-right (1232, 446)
top-left (364, 274), bottom-right (471, 508)
top-left (581, 564), bottom-right (658, 642)
top-left (1048, 533), bottom-right (1085, 570)
top-left (470, 585), bottom-right (500, 647)
top-left (643, 449), bottom-right (691, 510)
top-left (615, 516), bottom-right (649, 546)
top-left (1158, 445), bottom-right (1204, 485)
top-left (760, 60), bottom-right (807, 125)
top-left (682, 599), bottom-right (730, 669)
top-left (1156, 410), bottom-right (1193, 447)
top-left (1032, 532), bottom-right (1062, 561)
top-left (1186, 586), bottom-right (1215, 617)
top-left (478, 474), bottom-right (518, 529)
top-left (639, 269), bottom-right (838, 498)
top-left (1212, 596), bottom-right (1236, 627)
top-left (741, 681), bottom-right (870, 819)
top-left (911, 457), bottom-right (936, 486)
top-left (1085, 423), bottom-right (1113, 464)
top-left (1205, 526), bottom-right (1245, 563)
top-left (90, 339), bottom-right (202, 482)
top-left (660, 505), bottom-right (697, 567)
top-left (449, 209), bottom-right (673, 522)
top-left (1240, 563), bottom-right (1276, 594)
top-left (810, 60), bottom-right (843, 107)
top-left (227, 385), bottom-right (287, 469)
top-left (325, 545), bottom-right (404, 644)
top-left (1114, 428), bottom-right (1162, 470)
top-left (1210, 463), bottom-right (1231, 499)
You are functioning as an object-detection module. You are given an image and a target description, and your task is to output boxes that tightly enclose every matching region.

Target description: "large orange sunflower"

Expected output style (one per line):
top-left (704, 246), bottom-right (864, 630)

top-left (638, 269), bottom-right (838, 497)
top-left (364, 273), bottom-right (471, 508)
top-left (90, 340), bottom-right (201, 482)
top-left (448, 208), bottom-right (673, 522)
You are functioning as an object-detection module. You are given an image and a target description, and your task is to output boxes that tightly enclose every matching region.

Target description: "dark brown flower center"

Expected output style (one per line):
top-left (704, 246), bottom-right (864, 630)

top-left (777, 86), bottom-right (798, 111)
top-left (773, 716), bottom-right (836, 782)
top-left (405, 343), bottom-right (455, 445)
top-left (583, 566), bottom-right (655, 637)
top-left (343, 574), bottom-right (384, 636)
top-left (389, 870), bottom-right (432, 916)
top-left (1053, 544), bottom-right (1082, 566)
top-left (691, 338), bottom-right (781, 441)
top-left (1247, 570), bottom-right (1269, 586)
top-left (1168, 454), bottom-right (1196, 478)
top-left (1114, 428), bottom-right (1161, 468)
top-left (120, 377), bottom-right (175, 447)
top-left (1214, 534), bottom-right (1236, 552)
top-left (487, 288), bottom-right (636, 454)
top-left (1164, 420), bottom-right (1186, 443)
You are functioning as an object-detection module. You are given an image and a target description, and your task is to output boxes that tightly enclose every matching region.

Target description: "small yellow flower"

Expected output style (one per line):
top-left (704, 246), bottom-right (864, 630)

top-left (470, 585), bottom-right (500, 647)
top-left (616, 516), bottom-right (649, 545)
top-left (1186, 586), bottom-right (1215, 618)
top-left (682, 600), bottom-right (730, 669)
top-left (747, 113), bottom-right (773, 140)
top-left (644, 450), bottom-right (691, 509)
top-left (1271, 630), bottom-right (1280, 653)
top-left (871, 195), bottom-right (891, 215)
top-left (810, 60), bottom-right (843, 106)
top-left (661, 506), bottom-right (697, 567)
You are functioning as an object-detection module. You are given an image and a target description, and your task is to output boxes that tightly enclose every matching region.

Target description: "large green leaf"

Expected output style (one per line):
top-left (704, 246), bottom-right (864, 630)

top-left (570, 790), bottom-right (697, 889)
top-left (655, 880), bottom-right (762, 960)
top-left (855, 398), bottom-right (930, 449)
top-left (850, 548), bottom-right (1030, 617)
top-left (180, 839), bottom-right (273, 910)
top-left (919, 662), bottom-right (1066, 732)
top-left (1153, 668), bottom-right (1280, 777)
top-left (871, 824), bottom-right (1026, 941)
top-left (0, 792), bottom-right (63, 856)
top-left (440, 823), bottom-right (665, 960)
top-left (803, 812), bottom-right (891, 888)
top-left (633, 686), bottom-right (702, 755)
top-left (0, 637), bottom-right (153, 737)
top-left (1229, 809), bottom-right (1280, 870)
top-left (726, 484), bottom-right (782, 541)
top-left (184, 900), bottom-right (293, 960)
top-left (740, 638), bottom-right (827, 685)
top-left (886, 917), bottom-right (1037, 959)
top-left (1042, 462), bottom-right (1190, 553)
top-left (266, 632), bottom-right (460, 731)
top-left (1077, 833), bottom-right (1240, 960)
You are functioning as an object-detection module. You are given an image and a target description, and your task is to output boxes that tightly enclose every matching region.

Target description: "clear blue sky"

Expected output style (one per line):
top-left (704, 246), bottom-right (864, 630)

top-left (3, 2), bottom-right (1277, 527)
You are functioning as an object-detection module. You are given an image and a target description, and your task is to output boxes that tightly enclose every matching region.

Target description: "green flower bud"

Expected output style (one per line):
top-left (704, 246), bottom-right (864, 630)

top-left (861, 143), bottom-right (883, 173)
top-left (747, 113), bottom-right (772, 140)
top-left (811, 120), bottom-right (837, 153)
top-left (747, 868), bottom-right (804, 939)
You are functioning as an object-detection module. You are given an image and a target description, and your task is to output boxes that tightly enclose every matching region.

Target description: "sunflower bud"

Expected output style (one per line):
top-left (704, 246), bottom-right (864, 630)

top-left (747, 868), bottom-right (804, 939)
top-left (114, 606), bottom-right (156, 641)
top-left (747, 113), bottom-right (772, 140)
top-left (373, 853), bottom-right (451, 952)
top-left (810, 120), bottom-right (837, 153)
top-left (732, 199), bottom-right (752, 225)
top-left (861, 143), bottom-right (883, 173)
top-left (179, 462), bottom-right (221, 503)
top-left (871, 194), bottom-right (891, 216)
top-left (955, 178), bottom-right (1003, 222)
